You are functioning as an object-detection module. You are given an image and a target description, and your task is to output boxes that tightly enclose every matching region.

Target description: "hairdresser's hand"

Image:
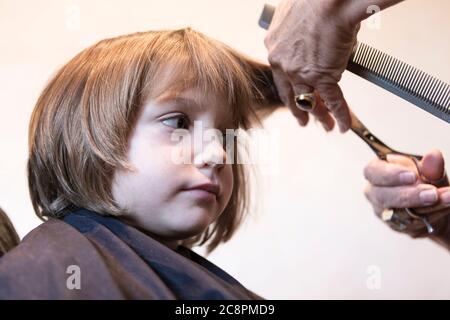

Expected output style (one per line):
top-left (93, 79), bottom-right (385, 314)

top-left (363, 149), bottom-right (450, 240)
top-left (264, 0), bottom-right (360, 133)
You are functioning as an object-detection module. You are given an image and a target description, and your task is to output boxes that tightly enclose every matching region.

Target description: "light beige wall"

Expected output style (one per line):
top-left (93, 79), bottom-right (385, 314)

top-left (0, 0), bottom-right (449, 298)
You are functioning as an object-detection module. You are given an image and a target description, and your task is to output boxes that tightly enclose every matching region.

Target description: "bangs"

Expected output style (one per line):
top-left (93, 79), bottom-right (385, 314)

top-left (141, 29), bottom-right (259, 130)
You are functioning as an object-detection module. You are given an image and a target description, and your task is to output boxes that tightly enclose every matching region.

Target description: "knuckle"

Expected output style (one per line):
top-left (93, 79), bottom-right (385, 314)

top-left (267, 52), bottom-right (281, 69)
top-left (372, 188), bottom-right (388, 208)
top-left (363, 184), bottom-right (371, 199)
top-left (285, 65), bottom-right (301, 80)
top-left (363, 164), bottom-right (373, 181)
top-left (397, 189), bottom-right (411, 207)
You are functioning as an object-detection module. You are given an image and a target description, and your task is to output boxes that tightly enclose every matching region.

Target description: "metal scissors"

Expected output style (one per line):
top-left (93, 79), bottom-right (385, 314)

top-left (350, 112), bottom-right (449, 235)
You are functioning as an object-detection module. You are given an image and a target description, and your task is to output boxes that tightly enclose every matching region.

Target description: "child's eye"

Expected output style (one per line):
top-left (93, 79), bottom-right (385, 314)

top-left (161, 114), bottom-right (190, 130)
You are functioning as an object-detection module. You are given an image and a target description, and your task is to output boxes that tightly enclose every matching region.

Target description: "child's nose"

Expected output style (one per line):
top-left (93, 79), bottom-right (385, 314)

top-left (193, 135), bottom-right (228, 170)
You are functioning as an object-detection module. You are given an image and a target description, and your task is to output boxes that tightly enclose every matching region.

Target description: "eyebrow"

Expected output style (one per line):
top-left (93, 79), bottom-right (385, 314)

top-left (156, 96), bottom-right (203, 111)
top-left (156, 95), bottom-right (236, 130)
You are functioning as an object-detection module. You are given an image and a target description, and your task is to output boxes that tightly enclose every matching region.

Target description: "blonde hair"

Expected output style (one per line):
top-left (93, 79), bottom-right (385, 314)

top-left (0, 207), bottom-right (20, 256)
top-left (27, 28), bottom-right (281, 253)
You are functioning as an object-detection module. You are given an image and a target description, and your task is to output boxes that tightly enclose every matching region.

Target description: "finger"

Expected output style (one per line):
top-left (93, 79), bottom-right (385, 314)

top-left (316, 83), bottom-right (351, 133)
top-left (419, 148), bottom-right (445, 182)
top-left (367, 184), bottom-right (439, 209)
top-left (311, 94), bottom-right (335, 132)
top-left (385, 153), bottom-right (416, 168)
top-left (272, 69), bottom-right (309, 126)
top-left (363, 184), bottom-right (383, 218)
top-left (438, 186), bottom-right (450, 206)
top-left (363, 158), bottom-right (417, 186)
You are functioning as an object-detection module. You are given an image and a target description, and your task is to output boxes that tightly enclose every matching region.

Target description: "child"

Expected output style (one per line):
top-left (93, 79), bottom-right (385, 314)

top-left (0, 28), bottom-right (280, 299)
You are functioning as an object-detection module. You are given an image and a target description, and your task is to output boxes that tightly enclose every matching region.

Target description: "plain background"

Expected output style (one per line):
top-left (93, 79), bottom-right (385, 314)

top-left (0, 0), bottom-right (449, 299)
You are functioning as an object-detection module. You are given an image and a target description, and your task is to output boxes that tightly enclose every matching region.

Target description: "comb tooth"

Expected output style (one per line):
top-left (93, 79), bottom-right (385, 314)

top-left (354, 43), bottom-right (364, 64)
top-left (428, 78), bottom-right (441, 105)
top-left (442, 88), bottom-right (450, 112)
top-left (360, 44), bottom-right (371, 67)
top-left (364, 45), bottom-right (376, 70)
top-left (385, 56), bottom-right (397, 81)
top-left (377, 51), bottom-right (388, 76)
top-left (370, 48), bottom-right (382, 72)
top-left (421, 73), bottom-right (433, 99)
top-left (436, 85), bottom-right (448, 111)
top-left (406, 66), bottom-right (414, 90)
top-left (394, 59), bottom-right (407, 86)
top-left (436, 82), bottom-right (447, 106)
top-left (445, 92), bottom-right (450, 112)
top-left (411, 70), bottom-right (422, 96)
top-left (356, 43), bottom-right (366, 64)
top-left (419, 73), bottom-right (433, 99)
top-left (369, 48), bottom-right (379, 73)
top-left (378, 52), bottom-right (390, 79)
top-left (423, 74), bottom-right (438, 101)
top-left (389, 57), bottom-right (401, 85)
top-left (352, 43), bottom-right (360, 63)
top-left (436, 84), bottom-right (449, 108)
top-left (444, 87), bottom-right (450, 110)
top-left (433, 80), bottom-right (445, 107)
top-left (392, 59), bottom-right (403, 87)
top-left (418, 72), bottom-right (432, 98)
top-left (373, 50), bottom-right (383, 75)
top-left (411, 69), bottom-right (425, 96)
top-left (408, 67), bottom-right (420, 94)
top-left (367, 46), bottom-right (379, 71)
top-left (357, 43), bottom-right (368, 65)
top-left (400, 63), bottom-right (409, 90)
top-left (440, 85), bottom-right (450, 107)
top-left (431, 80), bottom-right (444, 104)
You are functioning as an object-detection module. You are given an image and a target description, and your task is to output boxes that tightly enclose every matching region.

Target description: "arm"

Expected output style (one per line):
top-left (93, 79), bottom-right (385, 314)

top-left (351, 0), bottom-right (405, 23)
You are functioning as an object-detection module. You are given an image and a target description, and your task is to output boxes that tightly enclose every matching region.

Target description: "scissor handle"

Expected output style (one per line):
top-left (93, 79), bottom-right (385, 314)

top-left (350, 110), bottom-right (450, 236)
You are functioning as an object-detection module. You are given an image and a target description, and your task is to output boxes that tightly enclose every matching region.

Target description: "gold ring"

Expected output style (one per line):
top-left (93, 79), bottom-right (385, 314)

top-left (294, 93), bottom-right (316, 111)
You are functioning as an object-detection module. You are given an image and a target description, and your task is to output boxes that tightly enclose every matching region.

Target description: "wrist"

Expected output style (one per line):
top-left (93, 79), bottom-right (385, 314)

top-left (344, 0), bottom-right (404, 25)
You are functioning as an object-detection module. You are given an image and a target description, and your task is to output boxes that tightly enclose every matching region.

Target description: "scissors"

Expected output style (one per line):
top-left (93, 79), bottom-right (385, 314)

top-left (350, 112), bottom-right (449, 236)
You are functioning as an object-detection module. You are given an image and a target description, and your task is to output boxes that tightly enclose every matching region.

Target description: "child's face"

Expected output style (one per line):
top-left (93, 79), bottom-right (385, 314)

top-left (111, 86), bottom-right (234, 248)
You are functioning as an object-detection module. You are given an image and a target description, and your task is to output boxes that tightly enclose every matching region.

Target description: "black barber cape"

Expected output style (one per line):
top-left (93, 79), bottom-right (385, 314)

top-left (0, 208), bottom-right (262, 299)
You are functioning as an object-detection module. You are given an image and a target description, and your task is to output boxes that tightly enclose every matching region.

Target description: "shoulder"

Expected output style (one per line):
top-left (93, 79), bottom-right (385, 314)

top-left (0, 218), bottom-right (116, 299)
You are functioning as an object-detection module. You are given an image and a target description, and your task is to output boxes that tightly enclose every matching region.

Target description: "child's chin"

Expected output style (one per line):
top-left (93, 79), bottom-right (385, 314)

top-left (170, 216), bottom-right (213, 238)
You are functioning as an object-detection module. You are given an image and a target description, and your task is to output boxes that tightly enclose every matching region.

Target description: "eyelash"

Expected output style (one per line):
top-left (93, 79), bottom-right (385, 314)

top-left (160, 113), bottom-right (235, 147)
top-left (161, 114), bottom-right (191, 130)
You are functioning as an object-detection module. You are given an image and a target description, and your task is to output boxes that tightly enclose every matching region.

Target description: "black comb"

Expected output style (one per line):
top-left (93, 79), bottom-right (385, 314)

top-left (259, 4), bottom-right (450, 124)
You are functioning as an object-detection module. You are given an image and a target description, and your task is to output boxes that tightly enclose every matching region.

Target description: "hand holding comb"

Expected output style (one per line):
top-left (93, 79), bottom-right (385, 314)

top-left (255, 3), bottom-right (450, 237)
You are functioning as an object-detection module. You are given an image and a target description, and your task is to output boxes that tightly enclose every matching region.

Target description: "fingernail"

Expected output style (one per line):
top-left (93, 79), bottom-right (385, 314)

top-left (442, 191), bottom-right (450, 204)
top-left (420, 189), bottom-right (438, 204)
top-left (322, 122), bottom-right (332, 132)
top-left (399, 172), bottom-right (416, 184)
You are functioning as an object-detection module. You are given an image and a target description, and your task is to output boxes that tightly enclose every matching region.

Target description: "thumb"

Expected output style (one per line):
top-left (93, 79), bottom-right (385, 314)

top-left (420, 149), bottom-right (445, 182)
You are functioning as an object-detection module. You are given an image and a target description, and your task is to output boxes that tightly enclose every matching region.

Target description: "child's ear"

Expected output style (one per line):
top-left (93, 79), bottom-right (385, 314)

top-left (245, 59), bottom-right (285, 121)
